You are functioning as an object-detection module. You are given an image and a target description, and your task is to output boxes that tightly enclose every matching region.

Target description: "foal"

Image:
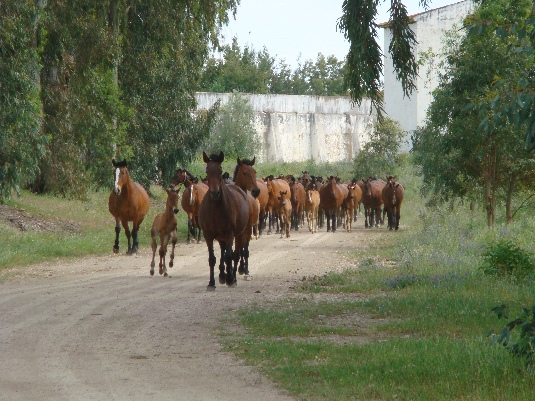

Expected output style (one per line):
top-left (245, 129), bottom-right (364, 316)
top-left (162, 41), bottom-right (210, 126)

top-left (150, 187), bottom-right (180, 277)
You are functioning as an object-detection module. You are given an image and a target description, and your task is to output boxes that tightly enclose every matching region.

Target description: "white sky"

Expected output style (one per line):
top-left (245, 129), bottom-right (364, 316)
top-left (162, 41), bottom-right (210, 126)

top-left (221, 0), bottom-right (460, 69)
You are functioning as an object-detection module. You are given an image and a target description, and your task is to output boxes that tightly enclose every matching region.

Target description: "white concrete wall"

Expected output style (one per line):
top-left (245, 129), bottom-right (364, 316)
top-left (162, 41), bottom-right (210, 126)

top-left (195, 92), bottom-right (376, 163)
top-left (382, 0), bottom-right (474, 150)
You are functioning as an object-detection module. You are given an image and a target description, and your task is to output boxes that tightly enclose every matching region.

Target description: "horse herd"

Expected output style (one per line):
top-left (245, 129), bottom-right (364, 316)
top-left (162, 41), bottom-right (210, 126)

top-left (107, 153), bottom-right (405, 290)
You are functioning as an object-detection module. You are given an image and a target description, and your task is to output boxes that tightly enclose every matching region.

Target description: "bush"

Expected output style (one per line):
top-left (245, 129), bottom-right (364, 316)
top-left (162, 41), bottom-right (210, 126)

top-left (480, 240), bottom-right (535, 279)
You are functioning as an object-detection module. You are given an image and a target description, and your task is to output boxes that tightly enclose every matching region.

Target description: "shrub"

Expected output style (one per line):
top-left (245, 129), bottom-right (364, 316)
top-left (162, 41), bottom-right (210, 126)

top-left (480, 240), bottom-right (535, 279)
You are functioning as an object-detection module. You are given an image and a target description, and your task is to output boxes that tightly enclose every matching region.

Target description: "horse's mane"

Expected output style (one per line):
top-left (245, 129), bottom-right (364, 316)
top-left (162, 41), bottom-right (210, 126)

top-left (208, 153), bottom-right (224, 163)
top-left (113, 159), bottom-right (127, 168)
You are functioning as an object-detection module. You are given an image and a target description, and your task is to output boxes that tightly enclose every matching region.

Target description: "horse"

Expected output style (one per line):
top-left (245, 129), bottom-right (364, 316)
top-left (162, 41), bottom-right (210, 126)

top-left (341, 183), bottom-right (361, 232)
top-left (382, 176), bottom-right (405, 230)
top-left (108, 159), bottom-right (150, 254)
top-left (277, 190), bottom-right (292, 238)
top-left (264, 175), bottom-right (291, 234)
top-left (361, 177), bottom-right (386, 228)
top-left (150, 187), bottom-right (180, 277)
top-left (170, 168), bottom-right (195, 186)
top-left (230, 157), bottom-right (261, 270)
top-left (304, 182), bottom-right (320, 233)
top-left (232, 157), bottom-right (268, 238)
top-left (318, 175), bottom-right (345, 232)
top-left (288, 176), bottom-right (305, 231)
top-left (198, 151), bottom-right (252, 290)
top-left (181, 178), bottom-right (208, 244)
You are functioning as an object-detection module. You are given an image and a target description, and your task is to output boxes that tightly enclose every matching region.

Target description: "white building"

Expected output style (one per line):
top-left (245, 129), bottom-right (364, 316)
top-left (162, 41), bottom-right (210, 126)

top-left (379, 0), bottom-right (474, 150)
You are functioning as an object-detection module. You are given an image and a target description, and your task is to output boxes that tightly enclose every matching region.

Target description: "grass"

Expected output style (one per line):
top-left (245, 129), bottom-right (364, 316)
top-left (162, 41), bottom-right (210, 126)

top-left (219, 162), bottom-right (535, 401)
top-left (0, 186), bottom-right (191, 271)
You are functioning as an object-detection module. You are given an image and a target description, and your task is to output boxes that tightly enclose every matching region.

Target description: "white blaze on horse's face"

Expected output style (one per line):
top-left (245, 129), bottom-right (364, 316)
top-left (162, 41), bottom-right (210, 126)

top-left (113, 167), bottom-right (122, 195)
top-left (189, 185), bottom-right (195, 205)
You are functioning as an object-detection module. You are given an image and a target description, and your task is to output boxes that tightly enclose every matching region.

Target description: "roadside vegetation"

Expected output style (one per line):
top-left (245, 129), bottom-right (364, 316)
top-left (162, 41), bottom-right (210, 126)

top-left (219, 160), bottom-right (535, 401)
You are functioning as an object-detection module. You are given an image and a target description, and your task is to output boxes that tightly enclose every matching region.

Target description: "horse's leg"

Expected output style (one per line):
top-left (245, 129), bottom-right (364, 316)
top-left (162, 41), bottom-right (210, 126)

top-left (131, 219), bottom-right (144, 253)
top-left (395, 207), bottom-right (401, 230)
top-left (218, 241), bottom-right (226, 284)
top-left (195, 216), bottom-right (202, 243)
top-left (224, 242), bottom-right (236, 287)
top-left (159, 234), bottom-right (170, 276)
top-left (150, 235), bottom-right (157, 276)
top-left (113, 220), bottom-right (121, 253)
top-left (187, 218), bottom-right (192, 244)
top-left (364, 208), bottom-right (369, 228)
top-left (121, 220), bottom-right (132, 253)
top-left (332, 210), bottom-right (337, 233)
top-left (206, 240), bottom-right (216, 290)
top-left (169, 231), bottom-right (177, 268)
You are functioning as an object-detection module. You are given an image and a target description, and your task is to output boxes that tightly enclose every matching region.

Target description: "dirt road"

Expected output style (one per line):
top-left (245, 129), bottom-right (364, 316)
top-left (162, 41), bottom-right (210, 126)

top-left (0, 227), bottom-right (382, 401)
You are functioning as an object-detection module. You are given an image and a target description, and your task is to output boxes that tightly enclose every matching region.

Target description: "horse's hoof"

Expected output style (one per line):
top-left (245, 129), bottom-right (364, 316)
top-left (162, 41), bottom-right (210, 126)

top-left (169, 261), bottom-right (173, 267)
top-left (227, 282), bottom-right (237, 288)
top-left (207, 285), bottom-right (216, 291)
top-left (150, 270), bottom-right (154, 276)
top-left (113, 247), bottom-right (119, 254)
top-left (164, 272), bottom-right (168, 277)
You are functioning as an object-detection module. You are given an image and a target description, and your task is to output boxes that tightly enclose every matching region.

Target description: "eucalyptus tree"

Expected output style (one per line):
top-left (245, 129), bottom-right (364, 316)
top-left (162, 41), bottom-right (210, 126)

top-left (0, 2), bottom-right (46, 202)
top-left (412, 0), bottom-right (535, 226)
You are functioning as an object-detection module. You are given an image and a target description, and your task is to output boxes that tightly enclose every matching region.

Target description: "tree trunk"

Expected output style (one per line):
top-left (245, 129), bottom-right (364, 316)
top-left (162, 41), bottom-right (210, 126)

top-left (505, 173), bottom-right (516, 223)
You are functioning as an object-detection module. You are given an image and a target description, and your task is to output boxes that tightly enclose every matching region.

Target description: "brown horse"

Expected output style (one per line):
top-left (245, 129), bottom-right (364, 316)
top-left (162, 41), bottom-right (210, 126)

top-left (382, 176), bottom-right (405, 230)
top-left (108, 159), bottom-right (150, 254)
top-left (232, 157), bottom-right (266, 238)
top-left (181, 178), bottom-right (208, 244)
top-left (198, 151), bottom-right (251, 290)
top-left (319, 176), bottom-right (345, 232)
top-left (170, 168), bottom-right (195, 186)
top-left (150, 187), bottom-right (180, 277)
top-left (277, 190), bottom-right (292, 238)
top-left (361, 177), bottom-right (386, 228)
top-left (341, 183), bottom-right (361, 232)
top-left (288, 176), bottom-right (306, 231)
top-left (264, 176), bottom-right (291, 234)
top-left (304, 183), bottom-right (320, 233)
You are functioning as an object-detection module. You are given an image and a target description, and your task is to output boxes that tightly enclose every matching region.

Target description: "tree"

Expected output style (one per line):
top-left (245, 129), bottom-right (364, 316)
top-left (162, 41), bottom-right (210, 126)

top-left (353, 118), bottom-right (405, 179)
top-left (203, 92), bottom-right (261, 160)
top-left (0, 1), bottom-right (46, 202)
top-left (412, 0), bottom-right (535, 226)
top-left (338, 0), bottom-right (428, 115)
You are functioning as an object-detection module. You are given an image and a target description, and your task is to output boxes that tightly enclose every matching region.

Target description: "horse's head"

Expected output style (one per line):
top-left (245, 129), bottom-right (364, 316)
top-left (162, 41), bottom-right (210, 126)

top-left (203, 151), bottom-right (224, 200)
top-left (234, 157), bottom-right (260, 197)
top-left (327, 176), bottom-right (338, 198)
top-left (347, 184), bottom-right (356, 199)
top-left (112, 159), bottom-right (129, 196)
top-left (278, 190), bottom-right (288, 206)
top-left (166, 187), bottom-right (181, 214)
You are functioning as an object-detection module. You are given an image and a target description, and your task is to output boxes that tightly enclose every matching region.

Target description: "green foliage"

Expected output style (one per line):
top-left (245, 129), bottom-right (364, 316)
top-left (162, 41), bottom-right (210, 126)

top-left (203, 92), bottom-right (261, 159)
top-left (413, 0), bottom-right (535, 224)
top-left (200, 38), bottom-right (347, 96)
top-left (0, 1), bottom-right (46, 202)
top-left (480, 240), bottom-right (535, 279)
top-left (353, 117), bottom-right (405, 179)
top-left (490, 304), bottom-right (535, 371)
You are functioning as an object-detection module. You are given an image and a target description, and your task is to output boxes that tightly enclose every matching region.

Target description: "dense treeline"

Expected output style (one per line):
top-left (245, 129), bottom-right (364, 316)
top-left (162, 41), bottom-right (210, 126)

top-left (1, 0), bottom-right (237, 201)
top-left (199, 38), bottom-right (347, 96)
top-left (0, 1), bottom-right (348, 204)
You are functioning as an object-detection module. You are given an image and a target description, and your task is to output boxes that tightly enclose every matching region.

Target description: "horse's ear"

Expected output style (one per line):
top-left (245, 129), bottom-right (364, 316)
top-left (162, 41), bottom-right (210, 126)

top-left (251, 156), bottom-right (255, 166)
top-left (219, 151), bottom-right (224, 162)
top-left (203, 151), bottom-right (210, 163)
top-left (237, 157), bottom-right (242, 165)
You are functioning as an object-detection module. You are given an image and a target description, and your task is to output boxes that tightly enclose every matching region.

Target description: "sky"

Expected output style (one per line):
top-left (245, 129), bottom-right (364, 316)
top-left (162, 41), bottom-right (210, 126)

top-left (221, 0), bottom-right (461, 69)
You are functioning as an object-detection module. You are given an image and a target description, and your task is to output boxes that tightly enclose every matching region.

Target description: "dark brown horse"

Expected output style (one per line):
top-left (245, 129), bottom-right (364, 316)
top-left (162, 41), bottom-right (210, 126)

top-left (361, 177), bottom-right (386, 228)
top-left (382, 176), bottom-right (405, 230)
top-left (319, 176), bottom-right (345, 232)
top-left (150, 187), bottom-right (180, 277)
top-left (108, 159), bottom-right (150, 254)
top-left (181, 178), bottom-right (208, 244)
top-left (198, 151), bottom-right (251, 290)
